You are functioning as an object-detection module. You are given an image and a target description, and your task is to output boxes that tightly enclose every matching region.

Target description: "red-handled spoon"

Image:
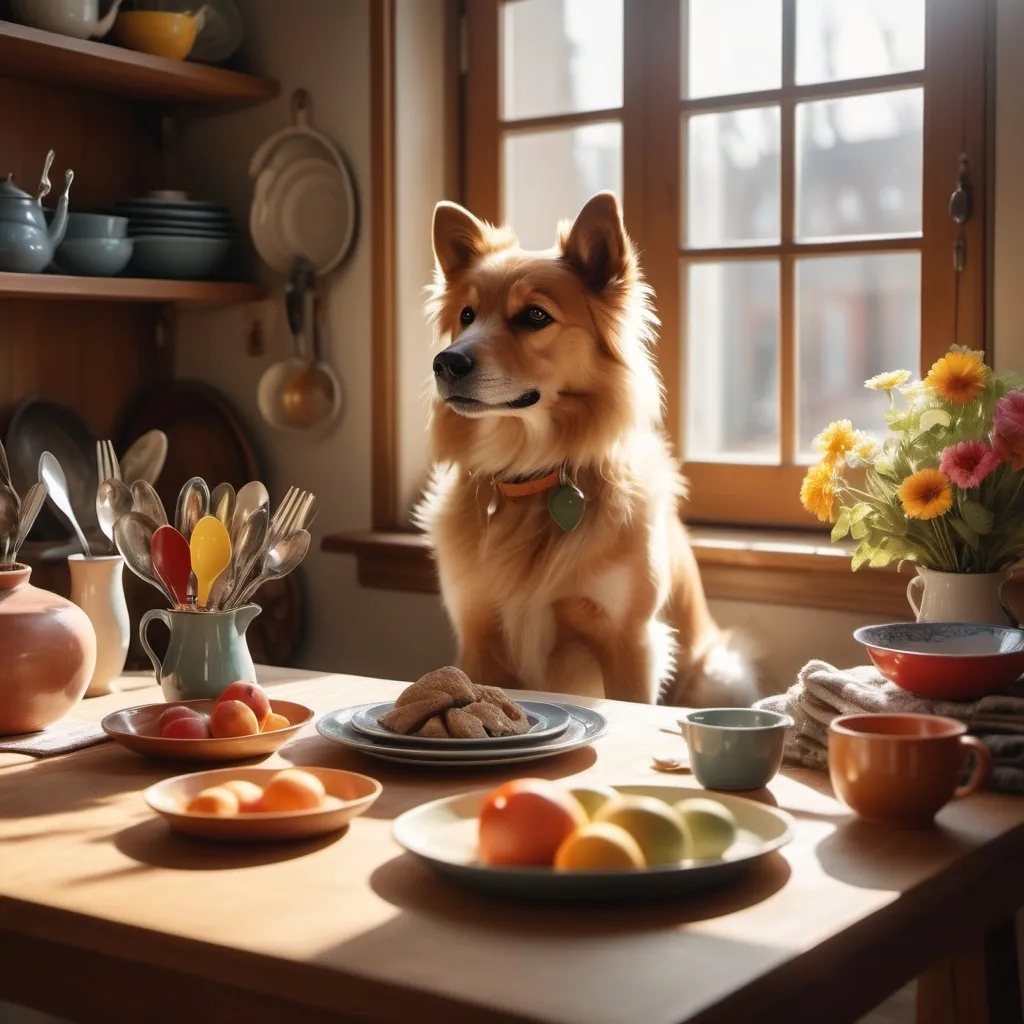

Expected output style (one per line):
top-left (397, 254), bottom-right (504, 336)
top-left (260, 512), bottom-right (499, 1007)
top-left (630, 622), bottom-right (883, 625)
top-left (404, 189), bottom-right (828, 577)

top-left (151, 525), bottom-right (191, 607)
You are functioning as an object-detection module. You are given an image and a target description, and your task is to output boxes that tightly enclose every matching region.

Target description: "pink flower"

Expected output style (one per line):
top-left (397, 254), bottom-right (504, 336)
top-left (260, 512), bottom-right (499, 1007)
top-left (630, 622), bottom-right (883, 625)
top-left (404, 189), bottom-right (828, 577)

top-left (992, 390), bottom-right (1024, 470)
top-left (939, 440), bottom-right (1001, 488)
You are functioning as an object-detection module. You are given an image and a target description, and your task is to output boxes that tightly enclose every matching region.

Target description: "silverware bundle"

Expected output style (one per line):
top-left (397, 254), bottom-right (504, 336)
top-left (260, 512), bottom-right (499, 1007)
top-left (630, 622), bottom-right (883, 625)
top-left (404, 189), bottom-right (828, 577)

top-left (0, 437), bottom-right (47, 566)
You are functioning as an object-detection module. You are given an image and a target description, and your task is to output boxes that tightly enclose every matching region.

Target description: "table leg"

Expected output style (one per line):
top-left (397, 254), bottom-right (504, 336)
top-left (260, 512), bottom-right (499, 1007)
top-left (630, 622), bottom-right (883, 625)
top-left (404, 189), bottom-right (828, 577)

top-left (916, 918), bottom-right (1022, 1024)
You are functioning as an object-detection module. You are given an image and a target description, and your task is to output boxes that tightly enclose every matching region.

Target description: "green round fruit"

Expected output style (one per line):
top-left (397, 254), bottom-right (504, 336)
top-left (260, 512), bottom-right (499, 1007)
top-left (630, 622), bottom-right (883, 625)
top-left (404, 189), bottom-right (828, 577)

top-left (674, 797), bottom-right (738, 859)
top-left (594, 795), bottom-right (691, 865)
top-left (568, 784), bottom-right (620, 820)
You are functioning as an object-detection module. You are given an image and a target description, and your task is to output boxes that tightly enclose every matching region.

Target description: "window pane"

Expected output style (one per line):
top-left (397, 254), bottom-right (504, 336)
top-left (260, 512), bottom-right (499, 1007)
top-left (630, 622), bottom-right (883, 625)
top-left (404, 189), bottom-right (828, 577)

top-left (502, 0), bottom-right (623, 120)
top-left (685, 0), bottom-right (781, 99)
top-left (684, 261), bottom-right (780, 463)
top-left (796, 89), bottom-right (923, 241)
top-left (797, 253), bottom-right (920, 459)
top-left (504, 123), bottom-right (622, 249)
top-left (796, 0), bottom-right (925, 86)
top-left (684, 107), bottom-right (780, 248)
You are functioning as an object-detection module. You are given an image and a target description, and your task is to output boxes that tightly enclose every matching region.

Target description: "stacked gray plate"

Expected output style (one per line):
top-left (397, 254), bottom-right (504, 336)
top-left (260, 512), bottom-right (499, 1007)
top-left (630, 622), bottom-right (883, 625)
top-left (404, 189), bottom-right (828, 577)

top-left (317, 699), bottom-right (608, 767)
top-left (117, 197), bottom-right (234, 279)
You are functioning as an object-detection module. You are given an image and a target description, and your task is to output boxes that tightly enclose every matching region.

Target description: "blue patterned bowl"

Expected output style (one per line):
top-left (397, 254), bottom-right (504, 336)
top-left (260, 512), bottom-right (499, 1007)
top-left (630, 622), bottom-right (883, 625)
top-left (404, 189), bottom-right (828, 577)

top-left (854, 622), bottom-right (1024, 699)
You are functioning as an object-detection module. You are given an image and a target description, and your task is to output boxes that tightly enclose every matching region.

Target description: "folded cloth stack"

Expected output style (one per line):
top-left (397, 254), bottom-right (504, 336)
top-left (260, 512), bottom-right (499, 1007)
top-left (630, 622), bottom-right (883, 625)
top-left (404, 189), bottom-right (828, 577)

top-left (755, 660), bottom-right (1024, 795)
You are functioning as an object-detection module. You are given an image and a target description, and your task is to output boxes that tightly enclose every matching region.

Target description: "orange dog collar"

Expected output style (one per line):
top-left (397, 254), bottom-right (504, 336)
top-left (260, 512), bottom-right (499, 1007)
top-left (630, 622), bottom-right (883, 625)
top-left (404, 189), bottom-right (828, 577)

top-left (495, 470), bottom-right (561, 500)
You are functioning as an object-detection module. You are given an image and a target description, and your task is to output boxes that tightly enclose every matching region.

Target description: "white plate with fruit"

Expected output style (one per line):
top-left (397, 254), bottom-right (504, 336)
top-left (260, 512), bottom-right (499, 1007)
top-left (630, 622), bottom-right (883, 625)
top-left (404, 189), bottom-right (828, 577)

top-left (393, 779), bottom-right (793, 900)
top-left (145, 766), bottom-right (382, 842)
top-left (102, 681), bottom-right (314, 762)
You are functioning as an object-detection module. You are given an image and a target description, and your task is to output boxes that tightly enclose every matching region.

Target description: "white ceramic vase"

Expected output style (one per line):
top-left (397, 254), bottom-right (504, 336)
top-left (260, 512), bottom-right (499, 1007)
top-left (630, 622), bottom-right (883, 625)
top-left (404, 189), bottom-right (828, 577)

top-left (906, 566), bottom-right (1014, 626)
top-left (68, 554), bottom-right (130, 697)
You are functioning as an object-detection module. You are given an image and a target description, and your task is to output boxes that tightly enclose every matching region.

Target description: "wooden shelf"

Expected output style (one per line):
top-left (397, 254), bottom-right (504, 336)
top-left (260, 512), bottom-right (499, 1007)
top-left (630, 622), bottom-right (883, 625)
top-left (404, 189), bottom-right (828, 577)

top-left (0, 272), bottom-right (267, 306)
top-left (0, 20), bottom-right (278, 105)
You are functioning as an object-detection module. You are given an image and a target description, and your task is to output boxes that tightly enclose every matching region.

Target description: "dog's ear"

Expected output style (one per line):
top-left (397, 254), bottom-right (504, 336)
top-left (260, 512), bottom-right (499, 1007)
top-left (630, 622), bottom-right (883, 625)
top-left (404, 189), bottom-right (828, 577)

top-left (433, 201), bottom-right (488, 279)
top-left (561, 192), bottom-right (628, 291)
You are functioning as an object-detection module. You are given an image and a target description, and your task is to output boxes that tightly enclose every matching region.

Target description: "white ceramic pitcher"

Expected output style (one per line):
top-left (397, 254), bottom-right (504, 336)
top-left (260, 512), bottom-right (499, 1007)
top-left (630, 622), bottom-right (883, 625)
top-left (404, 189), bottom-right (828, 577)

top-left (68, 554), bottom-right (130, 697)
top-left (906, 566), bottom-right (1014, 626)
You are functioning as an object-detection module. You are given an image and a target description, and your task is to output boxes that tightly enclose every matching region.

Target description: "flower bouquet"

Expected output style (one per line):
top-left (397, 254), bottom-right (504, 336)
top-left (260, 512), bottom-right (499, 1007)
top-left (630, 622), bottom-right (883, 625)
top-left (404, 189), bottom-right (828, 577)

top-left (800, 346), bottom-right (1024, 573)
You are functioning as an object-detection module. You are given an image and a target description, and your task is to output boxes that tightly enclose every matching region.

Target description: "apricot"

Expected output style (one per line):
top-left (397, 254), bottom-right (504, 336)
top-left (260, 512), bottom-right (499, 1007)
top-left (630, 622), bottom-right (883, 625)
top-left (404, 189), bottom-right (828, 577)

top-left (161, 715), bottom-right (211, 740)
top-left (262, 712), bottom-right (291, 732)
top-left (216, 680), bottom-right (271, 728)
top-left (157, 705), bottom-right (202, 732)
top-left (221, 779), bottom-right (264, 813)
top-left (554, 822), bottom-right (647, 871)
top-left (186, 786), bottom-right (239, 815)
top-left (478, 778), bottom-right (587, 867)
top-left (209, 699), bottom-right (260, 738)
top-left (258, 769), bottom-right (326, 812)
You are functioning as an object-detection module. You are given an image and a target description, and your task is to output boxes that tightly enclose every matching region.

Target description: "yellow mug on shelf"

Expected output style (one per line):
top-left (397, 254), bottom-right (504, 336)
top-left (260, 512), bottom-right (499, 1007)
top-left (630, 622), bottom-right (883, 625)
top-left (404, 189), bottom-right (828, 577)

top-left (113, 7), bottom-right (208, 62)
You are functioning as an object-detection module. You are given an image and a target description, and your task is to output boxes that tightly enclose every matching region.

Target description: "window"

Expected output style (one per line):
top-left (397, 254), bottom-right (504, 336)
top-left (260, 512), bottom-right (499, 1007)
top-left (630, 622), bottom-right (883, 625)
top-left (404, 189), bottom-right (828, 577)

top-left (463, 0), bottom-right (988, 527)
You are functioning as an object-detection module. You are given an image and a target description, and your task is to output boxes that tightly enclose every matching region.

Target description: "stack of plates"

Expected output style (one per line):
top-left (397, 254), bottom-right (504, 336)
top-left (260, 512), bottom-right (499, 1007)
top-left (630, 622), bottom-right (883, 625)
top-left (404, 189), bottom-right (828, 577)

top-left (116, 196), bottom-right (235, 279)
top-left (317, 699), bottom-right (608, 767)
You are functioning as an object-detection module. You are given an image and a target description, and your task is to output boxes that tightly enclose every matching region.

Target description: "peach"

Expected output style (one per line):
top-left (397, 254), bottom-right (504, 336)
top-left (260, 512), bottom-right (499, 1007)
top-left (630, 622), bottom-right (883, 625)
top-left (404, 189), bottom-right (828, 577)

top-left (258, 769), bottom-right (326, 812)
top-left (209, 700), bottom-right (260, 738)
top-left (261, 712), bottom-right (291, 733)
top-left (478, 779), bottom-right (587, 867)
top-left (157, 705), bottom-right (202, 732)
top-left (161, 715), bottom-right (211, 740)
top-left (216, 681), bottom-right (271, 728)
top-left (186, 786), bottom-right (239, 815)
top-left (221, 779), bottom-right (264, 813)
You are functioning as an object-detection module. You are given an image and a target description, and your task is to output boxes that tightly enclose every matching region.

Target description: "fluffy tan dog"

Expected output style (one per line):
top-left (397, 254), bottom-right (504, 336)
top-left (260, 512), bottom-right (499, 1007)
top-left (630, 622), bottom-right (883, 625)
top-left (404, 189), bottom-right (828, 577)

top-left (415, 192), bottom-right (758, 706)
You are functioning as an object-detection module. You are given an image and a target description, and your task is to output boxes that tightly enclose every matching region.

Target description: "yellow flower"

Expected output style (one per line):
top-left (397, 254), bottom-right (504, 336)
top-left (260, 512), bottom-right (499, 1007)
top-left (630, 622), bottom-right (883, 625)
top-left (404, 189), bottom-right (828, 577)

top-left (800, 462), bottom-right (838, 523)
top-left (897, 468), bottom-right (953, 520)
top-left (865, 370), bottom-right (911, 392)
top-left (812, 419), bottom-right (858, 466)
top-left (852, 431), bottom-right (879, 462)
top-left (925, 351), bottom-right (990, 404)
top-left (950, 343), bottom-right (986, 359)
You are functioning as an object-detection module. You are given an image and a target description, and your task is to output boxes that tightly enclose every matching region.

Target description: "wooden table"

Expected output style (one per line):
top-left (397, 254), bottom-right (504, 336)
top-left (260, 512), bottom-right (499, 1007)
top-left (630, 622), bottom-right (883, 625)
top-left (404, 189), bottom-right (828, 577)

top-left (1, 668), bottom-right (1023, 1024)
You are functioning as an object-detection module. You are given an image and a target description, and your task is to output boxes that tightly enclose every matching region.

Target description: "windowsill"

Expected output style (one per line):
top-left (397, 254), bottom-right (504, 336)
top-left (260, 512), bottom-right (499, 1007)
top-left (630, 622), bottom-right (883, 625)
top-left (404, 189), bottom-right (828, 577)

top-left (322, 526), bottom-right (913, 618)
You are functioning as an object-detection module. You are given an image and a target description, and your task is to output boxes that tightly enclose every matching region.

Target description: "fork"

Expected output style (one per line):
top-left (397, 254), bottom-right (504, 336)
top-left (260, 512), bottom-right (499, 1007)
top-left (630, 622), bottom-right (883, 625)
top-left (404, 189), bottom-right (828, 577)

top-left (96, 439), bottom-right (122, 485)
top-left (268, 486), bottom-right (305, 547)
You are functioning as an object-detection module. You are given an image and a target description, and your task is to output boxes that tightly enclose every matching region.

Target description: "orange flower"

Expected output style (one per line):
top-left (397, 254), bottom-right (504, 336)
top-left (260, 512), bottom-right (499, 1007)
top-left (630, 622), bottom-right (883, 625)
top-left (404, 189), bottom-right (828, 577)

top-left (800, 462), bottom-right (837, 523)
top-left (897, 469), bottom-right (953, 520)
top-left (925, 351), bottom-right (989, 404)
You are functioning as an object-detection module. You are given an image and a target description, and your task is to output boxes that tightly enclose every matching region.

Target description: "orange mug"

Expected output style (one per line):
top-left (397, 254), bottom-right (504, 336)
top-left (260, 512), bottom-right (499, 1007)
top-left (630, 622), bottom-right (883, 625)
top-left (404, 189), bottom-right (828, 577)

top-left (828, 713), bottom-right (991, 826)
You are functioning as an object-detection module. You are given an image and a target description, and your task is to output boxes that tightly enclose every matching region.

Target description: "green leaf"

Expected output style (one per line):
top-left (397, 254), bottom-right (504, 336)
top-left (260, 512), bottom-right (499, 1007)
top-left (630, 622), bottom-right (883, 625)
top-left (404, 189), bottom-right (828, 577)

top-left (960, 498), bottom-right (994, 535)
top-left (850, 541), bottom-right (872, 571)
top-left (877, 504), bottom-right (909, 536)
top-left (919, 408), bottom-right (952, 432)
top-left (949, 517), bottom-right (979, 550)
top-left (850, 517), bottom-right (869, 541)
top-left (868, 547), bottom-right (896, 568)
top-left (850, 502), bottom-right (873, 524)
top-left (831, 508), bottom-right (851, 542)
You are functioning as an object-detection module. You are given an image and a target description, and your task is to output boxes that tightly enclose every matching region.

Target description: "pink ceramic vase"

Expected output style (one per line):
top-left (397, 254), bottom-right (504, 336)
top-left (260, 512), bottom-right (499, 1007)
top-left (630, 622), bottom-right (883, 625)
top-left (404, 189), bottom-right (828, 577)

top-left (0, 563), bottom-right (97, 736)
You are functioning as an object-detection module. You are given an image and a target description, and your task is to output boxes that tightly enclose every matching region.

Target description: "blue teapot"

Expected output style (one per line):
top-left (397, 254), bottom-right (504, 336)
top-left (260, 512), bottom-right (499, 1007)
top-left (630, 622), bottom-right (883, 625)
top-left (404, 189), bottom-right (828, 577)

top-left (0, 151), bottom-right (74, 274)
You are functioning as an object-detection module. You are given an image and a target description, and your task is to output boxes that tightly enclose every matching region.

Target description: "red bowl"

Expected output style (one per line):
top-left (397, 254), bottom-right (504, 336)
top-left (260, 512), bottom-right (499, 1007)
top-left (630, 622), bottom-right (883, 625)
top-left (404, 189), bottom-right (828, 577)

top-left (854, 623), bottom-right (1024, 700)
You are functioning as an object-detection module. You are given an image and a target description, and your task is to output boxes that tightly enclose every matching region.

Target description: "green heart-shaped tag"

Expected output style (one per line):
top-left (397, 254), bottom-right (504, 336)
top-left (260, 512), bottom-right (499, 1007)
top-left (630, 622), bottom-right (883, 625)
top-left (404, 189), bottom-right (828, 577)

top-left (549, 483), bottom-right (585, 532)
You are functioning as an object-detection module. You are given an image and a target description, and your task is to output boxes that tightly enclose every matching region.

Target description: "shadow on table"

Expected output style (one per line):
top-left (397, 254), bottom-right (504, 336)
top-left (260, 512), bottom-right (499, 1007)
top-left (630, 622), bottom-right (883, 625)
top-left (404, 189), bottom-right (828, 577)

top-left (369, 848), bottom-right (792, 930)
top-left (278, 734), bottom-right (600, 821)
top-left (112, 816), bottom-right (344, 870)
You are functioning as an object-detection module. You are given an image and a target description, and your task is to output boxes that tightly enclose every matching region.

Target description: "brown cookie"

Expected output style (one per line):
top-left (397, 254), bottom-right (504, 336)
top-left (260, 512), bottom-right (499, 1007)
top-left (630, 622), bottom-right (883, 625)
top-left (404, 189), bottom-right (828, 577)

top-left (444, 707), bottom-right (490, 738)
top-left (474, 685), bottom-right (530, 733)
top-left (379, 693), bottom-right (451, 735)
top-left (415, 715), bottom-right (449, 738)
top-left (395, 666), bottom-right (476, 709)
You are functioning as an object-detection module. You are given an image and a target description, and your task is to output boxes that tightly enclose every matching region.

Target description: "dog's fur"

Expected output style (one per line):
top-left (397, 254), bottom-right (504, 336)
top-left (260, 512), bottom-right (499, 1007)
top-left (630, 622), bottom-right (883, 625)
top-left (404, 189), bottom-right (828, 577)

top-left (415, 192), bottom-right (759, 706)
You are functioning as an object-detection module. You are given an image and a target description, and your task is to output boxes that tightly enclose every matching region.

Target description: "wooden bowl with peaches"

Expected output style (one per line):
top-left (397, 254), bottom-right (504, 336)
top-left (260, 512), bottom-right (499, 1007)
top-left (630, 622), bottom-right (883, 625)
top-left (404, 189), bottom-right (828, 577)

top-left (101, 681), bottom-right (314, 762)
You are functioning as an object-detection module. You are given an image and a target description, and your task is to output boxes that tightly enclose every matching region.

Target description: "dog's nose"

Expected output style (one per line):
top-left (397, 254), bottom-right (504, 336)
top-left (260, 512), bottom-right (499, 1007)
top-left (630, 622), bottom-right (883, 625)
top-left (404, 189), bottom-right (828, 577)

top-left (433, 349), bottom-right (475, 381)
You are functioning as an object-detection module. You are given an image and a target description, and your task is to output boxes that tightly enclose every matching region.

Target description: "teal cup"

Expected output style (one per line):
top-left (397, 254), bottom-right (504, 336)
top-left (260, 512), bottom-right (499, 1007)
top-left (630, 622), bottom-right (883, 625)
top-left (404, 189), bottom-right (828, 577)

top-left (680, 707), bottom-right (793, 791)
top-left (139, 605), bottom-right (260, 701)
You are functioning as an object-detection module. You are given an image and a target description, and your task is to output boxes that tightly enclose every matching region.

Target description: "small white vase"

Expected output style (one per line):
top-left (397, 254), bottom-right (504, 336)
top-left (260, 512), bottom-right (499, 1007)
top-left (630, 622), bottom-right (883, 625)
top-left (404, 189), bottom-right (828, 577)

top-left (906, 566), bottom-right (1014, 626)
top-left (68, 554), bottom-right (130, 697)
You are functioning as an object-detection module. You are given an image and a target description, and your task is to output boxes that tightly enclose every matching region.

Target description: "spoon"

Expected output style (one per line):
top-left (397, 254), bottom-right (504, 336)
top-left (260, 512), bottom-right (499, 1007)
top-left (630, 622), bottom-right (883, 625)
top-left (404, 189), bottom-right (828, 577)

top-left (38, 451), bottom-right (90, 557)
top-left (151, 525), bottom-right (191, 606)
top-left (231, 481), bottom-right (269, 547)
top-left (231, 529), bottom-right (310, 608)
top-left (113, 511), bottom-right (173, 605)
top-left (210, 482), bottom-right (236, 530)
top-left (221, 505), bottom-right (268, 608)
top-left (189, 515), bottom-right (231, 607)
top-left (121, 430), bottom-right (168, 486)
top-left (0, 485), bottom-right (19, 563)
top-left (96, 478), bottom-right (133, 546)
top-left (10, 482), bottom-right (47, 562)
top-left (130, 480), bottom-right (168, 527)
top-left (0, 437), bottom-right (13, 490)
top-left (175, 476), bottom-right (209, 542)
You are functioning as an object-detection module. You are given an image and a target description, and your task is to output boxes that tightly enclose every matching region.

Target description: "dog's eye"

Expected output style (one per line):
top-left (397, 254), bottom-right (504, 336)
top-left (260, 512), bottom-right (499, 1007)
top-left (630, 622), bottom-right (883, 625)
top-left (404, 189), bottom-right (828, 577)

top-left (459, 306), bottom-right (475, 326)
top-left (523, 306), bottom-right (553, 329)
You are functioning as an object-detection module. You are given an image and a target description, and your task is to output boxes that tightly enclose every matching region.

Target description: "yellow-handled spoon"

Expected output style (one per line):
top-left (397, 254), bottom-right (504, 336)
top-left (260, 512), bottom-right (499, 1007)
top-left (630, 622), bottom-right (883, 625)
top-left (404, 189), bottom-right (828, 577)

top-left (189, 515), bottom-right (231, 608)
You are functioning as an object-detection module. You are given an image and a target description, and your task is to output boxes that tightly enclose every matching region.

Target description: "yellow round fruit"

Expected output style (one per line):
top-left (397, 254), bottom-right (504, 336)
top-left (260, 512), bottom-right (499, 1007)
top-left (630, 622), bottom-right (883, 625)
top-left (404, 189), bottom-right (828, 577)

top-left (594, 795), bottom-right (691, 865)
top-left (554, 823), bottom-right (647, 871)
top-left (568, 783), bottom-right (619, 820)
top-left (674, 797), bottom-right (738, 859)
